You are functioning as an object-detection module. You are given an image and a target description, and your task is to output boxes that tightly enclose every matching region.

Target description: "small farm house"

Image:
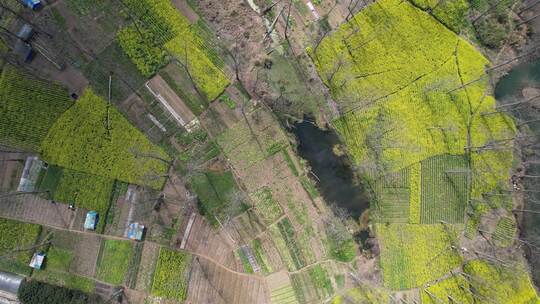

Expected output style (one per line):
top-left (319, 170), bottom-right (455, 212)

top-left (29, 252), bottom-right (45, 269)
top-left (21, 0), bottom-right (41, 10)
top-left (84, 211), bottom-right (98, 230)
top-left (126, 222), bottom-right (145, 241)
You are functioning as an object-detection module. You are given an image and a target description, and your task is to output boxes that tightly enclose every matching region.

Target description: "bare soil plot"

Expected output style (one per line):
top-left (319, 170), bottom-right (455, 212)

top-left (135, 242), bottom-right (160, 292)
top-left (171, 0), bottom-right (199, 23)
top-left (186, 256), bottom-right (269, 304)
top-left (0, 194), bottom-right (75, 229)
top-left (178, 214), bottom-right (240, 272)
top-left (0, 153), bottom-right (26, 192)
top-left (146, 75), bottom-right (197, 129)
top-left (118, 93), bottom-right (163, 144)
top-left (225, 210), bottom-right (266, 244)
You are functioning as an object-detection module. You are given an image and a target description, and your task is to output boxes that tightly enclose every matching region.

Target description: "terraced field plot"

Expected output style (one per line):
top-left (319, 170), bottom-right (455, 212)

top-left (376, 223), bottom-right (462, 290)
top-left (0, 65), bottom-right (72, 150)
top-left (420, 154), bottom-right (468, 224)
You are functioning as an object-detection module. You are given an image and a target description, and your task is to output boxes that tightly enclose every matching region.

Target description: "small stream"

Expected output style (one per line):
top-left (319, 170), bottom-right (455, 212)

top-left (290, 119), bottom-right (370, 220)
top-left (495, 59), bottom-right (540, 288)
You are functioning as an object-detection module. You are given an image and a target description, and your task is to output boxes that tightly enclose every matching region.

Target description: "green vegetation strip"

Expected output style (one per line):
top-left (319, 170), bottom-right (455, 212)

top-left (151, 248), bottom-right (192, 301)
top-left (96, 239), bottom-right (133, 285)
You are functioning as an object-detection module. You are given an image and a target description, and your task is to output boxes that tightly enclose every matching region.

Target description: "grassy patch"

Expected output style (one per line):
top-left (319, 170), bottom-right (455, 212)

top-left (0, 65), bottom-right (72, 150)
top-left (252, 187), bottom-right (283, 225)
top-left (160, 68), bottom-right (208, 116)
top-left (308, 265), bottom-right (334, 298)
top-left (151, 248), bottom-right (192, 301)
top-left (41, 89), bottom-right (170, 189)
top-left (53, 169), bottom-right (114, 232)
top-left (33, 270), bottom-right (96, 294)
top-left (0, 219), bottom-right (41, 276)
top-left (36, 165), bottom-right (64, 197)
top-left (96, 239), bottom-right (133, 285)
top-left (191, 170), bottom-right (246, 225)
top-left (83, 41), bottom-right (146, 104)
top-left (376, 223), bottom-right (462, 290)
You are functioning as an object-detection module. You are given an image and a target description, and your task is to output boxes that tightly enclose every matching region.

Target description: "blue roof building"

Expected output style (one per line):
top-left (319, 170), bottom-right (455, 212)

top-left (22, 0), bottom-right (41, 10)
top-left (84, 211), bottom-right (98, 230)
top-left (127, 223), bottom-right (145, 241)
top-left (29, 252), bottom-right (45, 269)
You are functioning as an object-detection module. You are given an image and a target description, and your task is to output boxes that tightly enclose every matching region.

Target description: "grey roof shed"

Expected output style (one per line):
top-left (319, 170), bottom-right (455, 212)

top-left (0, 272), bottom-right (23, 296)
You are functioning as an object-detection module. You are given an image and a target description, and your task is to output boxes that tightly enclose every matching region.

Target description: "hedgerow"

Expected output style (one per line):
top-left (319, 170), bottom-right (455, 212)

top-left (151, 248), bottom-right (192, 301)
top-left (41, 89), bottom-right (170, 189)
top-left (0, 65), bottom-right (72, 150)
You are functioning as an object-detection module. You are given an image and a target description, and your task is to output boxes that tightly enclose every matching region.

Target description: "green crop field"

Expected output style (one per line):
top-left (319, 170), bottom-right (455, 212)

top-left (251, 238), bottom-right (272, 274)
top-left (53, 169), bottom-right (114, 233)
top-left (372, 166), bottom-right (411, 223)
top-left (0, 65), bottom-right (72, 150)
top-left (0, 218), bottom-right (41, 276)
top-left (376, 223), bottom-right (462, 290)
top-left (252, 187), bottom-right (284, 225)
top-left (271, 217), bottom-right (306, 271)
top-left (190, 170), bottom-right (247, 225)
top-left (270, 284), bottom-right (299, 304)
top-left (410, 0), bottom-right (469, 32)
top-left (420, 154), bottom-right (468, 224)
top-left (117, 0), bottom-right (229, 100)
top-left (492, 217), bottom-right (516, 248)
top-left (151, 248), bottom-right (192, 301)
top-left (421, 274), bottom-right (473, 304)
top-left (96, 239), bottom-right (133, 285)
top-left (463, 259), bottom-right (539, 303)
top-left (41, 89), bottom-right (170, 189)
top-left (33, 246), bottom-right (96, 293)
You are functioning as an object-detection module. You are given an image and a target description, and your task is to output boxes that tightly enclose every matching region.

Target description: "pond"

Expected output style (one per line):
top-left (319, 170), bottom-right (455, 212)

top-left (495, 59), bottom-right (540, 288)
top-left (290, 118), bottom-right (370, 220)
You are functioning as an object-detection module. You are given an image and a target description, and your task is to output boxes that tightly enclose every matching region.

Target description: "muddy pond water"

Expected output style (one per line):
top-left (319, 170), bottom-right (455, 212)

top-left (495, 59), bottom-right (540, 288)
top-left (290, 119), bottom-right (370, 220)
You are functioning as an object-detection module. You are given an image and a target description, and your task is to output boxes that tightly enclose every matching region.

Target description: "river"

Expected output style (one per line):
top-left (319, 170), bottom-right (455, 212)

top-left (290, 119), bottom-right (370, 220)
top-left (495, 59), bottom-right (540, 288)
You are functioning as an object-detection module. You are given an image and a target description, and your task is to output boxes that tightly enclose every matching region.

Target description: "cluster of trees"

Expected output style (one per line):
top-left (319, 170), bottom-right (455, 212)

top-left (18, 281), bottom-right (103, 304)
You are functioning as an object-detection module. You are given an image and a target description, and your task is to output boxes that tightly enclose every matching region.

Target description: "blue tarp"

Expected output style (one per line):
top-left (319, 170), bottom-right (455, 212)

top-left (127, 223), bottom-right (144, 241)
top-left (22, 0), bottom-right (41, 9)
top-left (84, 211), bottom-right (98, 230)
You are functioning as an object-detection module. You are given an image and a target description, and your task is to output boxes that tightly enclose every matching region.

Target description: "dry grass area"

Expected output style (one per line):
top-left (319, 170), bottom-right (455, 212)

top-left (186, 255), bottom-right (269, 304)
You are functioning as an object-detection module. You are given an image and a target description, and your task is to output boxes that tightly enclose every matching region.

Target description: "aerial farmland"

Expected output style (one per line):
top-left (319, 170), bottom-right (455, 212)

top-left (0, 0), bottom-right (539, 303)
